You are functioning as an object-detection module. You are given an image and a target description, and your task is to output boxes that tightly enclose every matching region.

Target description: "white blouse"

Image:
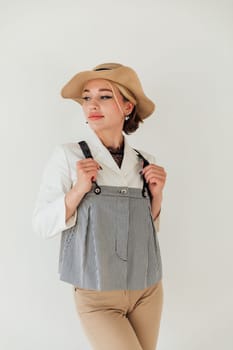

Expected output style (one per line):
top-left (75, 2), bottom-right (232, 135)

top-left (32, 129), bottom-right (161, 239)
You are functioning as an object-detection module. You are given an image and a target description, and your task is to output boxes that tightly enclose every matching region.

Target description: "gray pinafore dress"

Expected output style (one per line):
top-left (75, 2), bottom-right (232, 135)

top-left (58, 141), bottom-right (162, 291)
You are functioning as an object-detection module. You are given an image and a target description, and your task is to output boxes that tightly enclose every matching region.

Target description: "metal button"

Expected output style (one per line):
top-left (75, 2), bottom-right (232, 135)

top-left (120, 188), bottom-right (127, 194)
top-left (94, 187), bottom-right (101, 194)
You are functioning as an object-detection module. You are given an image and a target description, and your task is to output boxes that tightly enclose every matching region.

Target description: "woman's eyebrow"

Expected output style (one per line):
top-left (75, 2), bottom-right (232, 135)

top-left (82, 88), bottom-right (113, 93)
top-left (98, 88), bottom-right (113, 92)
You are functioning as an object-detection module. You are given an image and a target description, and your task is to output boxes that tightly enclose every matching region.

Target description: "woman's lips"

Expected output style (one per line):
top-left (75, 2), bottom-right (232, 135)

top-left (88, 115), bottom-right (104, 120)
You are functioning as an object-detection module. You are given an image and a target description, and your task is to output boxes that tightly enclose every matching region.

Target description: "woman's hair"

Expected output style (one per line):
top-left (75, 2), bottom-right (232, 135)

top-left (121, 97), bottom-right (144, 134)
top-left (111, 82), bottom-right (144, 135)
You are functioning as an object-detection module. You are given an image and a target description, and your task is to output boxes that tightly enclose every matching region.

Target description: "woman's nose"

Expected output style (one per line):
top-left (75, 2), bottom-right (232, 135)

top-left (89, 98), bottom-right (99, 110)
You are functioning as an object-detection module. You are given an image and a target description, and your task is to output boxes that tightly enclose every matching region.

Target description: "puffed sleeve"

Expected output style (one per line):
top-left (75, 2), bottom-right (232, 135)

top-left (32, 144), bottom-right (77, 239)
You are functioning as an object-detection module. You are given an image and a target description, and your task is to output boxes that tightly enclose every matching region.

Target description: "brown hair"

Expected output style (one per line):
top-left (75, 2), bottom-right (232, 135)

top-left (122, 97), bottom-right (144, 134)
top-left (110, 81), bottom-right (144, 134)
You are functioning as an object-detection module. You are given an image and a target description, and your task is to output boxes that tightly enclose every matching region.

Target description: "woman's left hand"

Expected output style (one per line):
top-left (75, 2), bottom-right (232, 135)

top-left (141, 163), bottom-right (167, 198)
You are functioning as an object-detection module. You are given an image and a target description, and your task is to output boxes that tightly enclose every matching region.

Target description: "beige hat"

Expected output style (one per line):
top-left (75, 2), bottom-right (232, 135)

top-left (61, 63), bottom-right (156, 119)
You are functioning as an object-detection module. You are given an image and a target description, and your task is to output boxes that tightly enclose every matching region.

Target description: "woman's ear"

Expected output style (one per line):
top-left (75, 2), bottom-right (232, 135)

top-left (125, 102), bottom-right (134, 115)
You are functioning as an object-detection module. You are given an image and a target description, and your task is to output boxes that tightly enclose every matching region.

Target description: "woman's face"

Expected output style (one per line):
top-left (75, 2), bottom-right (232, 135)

top-left (81, 79), bottom-right (133, 134)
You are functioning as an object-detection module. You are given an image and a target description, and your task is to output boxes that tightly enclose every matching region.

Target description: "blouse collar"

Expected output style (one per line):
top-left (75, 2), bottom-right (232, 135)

top-left (85, 128), bottom-right (139, 176)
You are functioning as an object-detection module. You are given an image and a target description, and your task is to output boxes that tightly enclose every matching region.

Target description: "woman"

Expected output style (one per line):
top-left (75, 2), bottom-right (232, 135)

top-left (32, 62), bottom-right (167, 350)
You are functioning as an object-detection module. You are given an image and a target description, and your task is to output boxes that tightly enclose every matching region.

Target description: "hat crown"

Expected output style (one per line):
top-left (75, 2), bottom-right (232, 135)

top-left (93, 63), bottom-right (123, 71)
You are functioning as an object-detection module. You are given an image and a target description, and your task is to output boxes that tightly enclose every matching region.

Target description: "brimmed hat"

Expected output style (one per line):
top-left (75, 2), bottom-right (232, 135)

top-left (61, 63), bottom-right (156, 119)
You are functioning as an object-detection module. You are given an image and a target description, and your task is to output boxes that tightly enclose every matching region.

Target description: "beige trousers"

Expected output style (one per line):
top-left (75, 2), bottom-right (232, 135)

top-left (73, 279), bottom-right (164, 350)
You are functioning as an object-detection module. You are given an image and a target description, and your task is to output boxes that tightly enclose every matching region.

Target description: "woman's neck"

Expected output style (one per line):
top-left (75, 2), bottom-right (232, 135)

top-left (95, 131), bottom-right (124, 150)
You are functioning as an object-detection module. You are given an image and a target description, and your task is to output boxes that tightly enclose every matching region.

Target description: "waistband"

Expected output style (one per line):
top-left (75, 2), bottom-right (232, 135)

top-left (86, 184), bottom-right (150, 199)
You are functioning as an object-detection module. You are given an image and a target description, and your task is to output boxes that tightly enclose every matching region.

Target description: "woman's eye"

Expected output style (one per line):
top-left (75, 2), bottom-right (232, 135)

top-left (82, 95), bottom-right (112, 101)
top-left (100, 95), bottom-right (112, 100)
top-left (82, 96), bottom-right (90, 101)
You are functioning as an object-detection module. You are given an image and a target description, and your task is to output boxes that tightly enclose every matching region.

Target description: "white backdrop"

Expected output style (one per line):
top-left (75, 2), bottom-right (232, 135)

top-left (1, 0), bottom-right (232, 349)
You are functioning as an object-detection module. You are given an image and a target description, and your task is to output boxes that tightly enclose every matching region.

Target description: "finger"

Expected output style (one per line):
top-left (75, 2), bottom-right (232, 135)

top-left (142, 162), bottom-right (165, 170)
top-left (79, 161), bottom-right (102, 169)
top-left (142, 164), bottom-right (166, 173)
top-left (142, 167), bottom-right (166, 178)
top-left (77, 161), bottom-right (101, 170)
top-left (78, 166), bottom-right (100, 173)
top-left (148, 177), bottom-right (160, 184)
top-left (144, 173), bottom-right (165, 183)
top-left (77, 158), bottom-right (100, 165)
top-left (144, 170), bottom-right (166, 179)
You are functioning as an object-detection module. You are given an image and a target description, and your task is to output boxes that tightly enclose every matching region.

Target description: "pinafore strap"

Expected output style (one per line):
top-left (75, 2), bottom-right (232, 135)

top-left (78, 141), bottom-right (152, 199)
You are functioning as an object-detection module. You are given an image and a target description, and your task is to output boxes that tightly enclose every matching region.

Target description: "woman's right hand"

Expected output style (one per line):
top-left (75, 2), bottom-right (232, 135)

top-left (73, 158), bottom-right (102, 194)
